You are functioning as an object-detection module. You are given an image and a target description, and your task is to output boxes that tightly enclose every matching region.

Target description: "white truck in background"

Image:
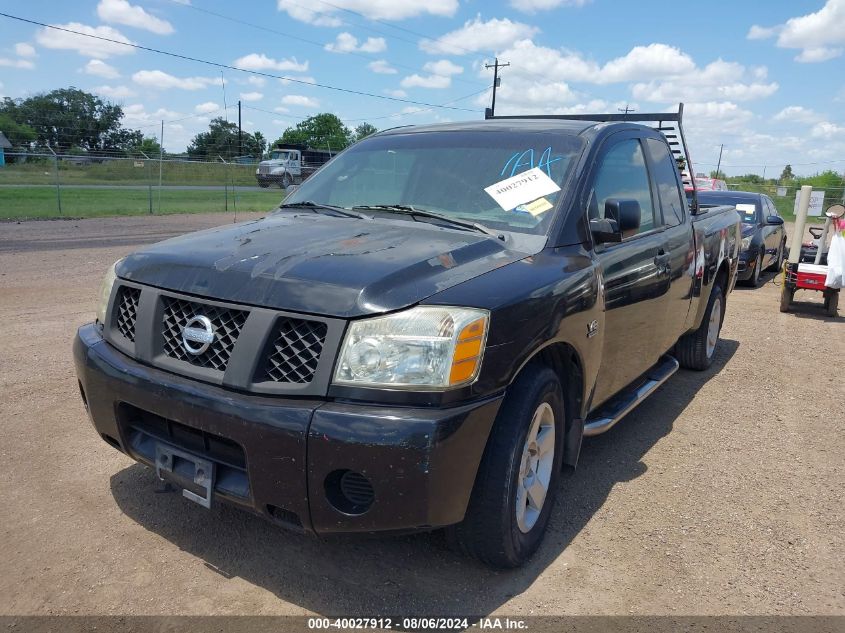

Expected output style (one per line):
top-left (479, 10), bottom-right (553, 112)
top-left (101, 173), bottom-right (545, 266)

top-left (255, 145), bottom-right (336, 189)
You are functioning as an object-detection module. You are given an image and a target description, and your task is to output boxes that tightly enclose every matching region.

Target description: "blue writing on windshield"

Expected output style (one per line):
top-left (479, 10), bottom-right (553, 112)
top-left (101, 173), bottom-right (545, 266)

top-left (501, 147), bottom-right (563, 179)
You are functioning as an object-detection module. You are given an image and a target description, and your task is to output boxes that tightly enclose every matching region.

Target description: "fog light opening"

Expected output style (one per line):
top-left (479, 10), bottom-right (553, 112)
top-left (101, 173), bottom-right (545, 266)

top-left (324, 469), bottom-right (375, 515)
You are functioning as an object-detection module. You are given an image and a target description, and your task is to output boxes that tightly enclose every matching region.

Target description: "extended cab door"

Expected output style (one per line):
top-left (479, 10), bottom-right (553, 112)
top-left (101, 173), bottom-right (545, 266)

top-left (588, 133), bottom-right (671, 405)
top-left (643, 137), bottom-right (696, 354)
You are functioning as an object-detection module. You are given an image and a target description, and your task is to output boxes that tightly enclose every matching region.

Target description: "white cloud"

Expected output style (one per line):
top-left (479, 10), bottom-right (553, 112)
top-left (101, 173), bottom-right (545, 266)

top-left (94, 84), bottom-right (135, 98)
top-left (748, 0), bottom-right (845, 62)
top-left (278, 76), bottom-right (316, 86)
top-left (232, 53), bottom-right (309, 73)
top-left (277, 0), bottom-right (458, 24)
top-left (773, 106), bottom-right (822, 124)
top-left (746, 24), bottom-right (779, 40)
top-left (239, 91), bottom-right (263, 102)
top-left (811, 121), bottom-right (845, 138)
top-left (273, 106), bottom-right (290, 113)
top-left (400, 73), bottom-right (452, 89)
top-left (132, 70), bottom-right (221, 90)
top-left (14, 43), bottom-right (36, 58)
top-left (683, 102), bottom-right (754, 134)
top-left (35, 22), bottom-right (135, 59)
top-left (421, 16), bottom-right (538, 55)
top-left (423, 59), bottom-right (463, 76)
top-left (97, 0), bottom-right (174, 35)
top-left (325, 33), bottom-right (387, 54)
top-left (194, 102), bottom-right (220, 114)
top-left (599, 44), bottom-right (695, 83)
top-left (281, 94), bottom-right (319, 107)
top-left (384, 88), bottom-right (408, 98)
top-left (796, 47), bottom-right (843, 63)
top-left (83, 59), bottom-right (120, 78)
top-left (509, 0), bottom-right (589, 13)
top-left (368, 60), bottom-right (397, 74)
top-left (247, 76), bottom-right (266, 87)
top-left (0, 58), bottom-right (34, 69)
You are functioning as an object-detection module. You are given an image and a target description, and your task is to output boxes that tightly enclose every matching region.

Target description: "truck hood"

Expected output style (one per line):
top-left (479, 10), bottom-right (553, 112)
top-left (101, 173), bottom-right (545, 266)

top-left (117, 213), bottom-right (528, 318)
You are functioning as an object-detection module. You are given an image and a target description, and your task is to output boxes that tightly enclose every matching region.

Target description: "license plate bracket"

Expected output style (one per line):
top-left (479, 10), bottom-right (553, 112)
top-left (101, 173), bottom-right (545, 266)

top-left (155, 444), bottom-right (215, 509)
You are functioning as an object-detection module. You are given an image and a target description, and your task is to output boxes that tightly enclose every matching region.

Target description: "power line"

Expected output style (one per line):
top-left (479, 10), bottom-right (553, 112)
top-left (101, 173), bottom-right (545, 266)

top-left (0, 12), bottom-right (480, 114)
top-left (168, 0), bottom-right (484, 87)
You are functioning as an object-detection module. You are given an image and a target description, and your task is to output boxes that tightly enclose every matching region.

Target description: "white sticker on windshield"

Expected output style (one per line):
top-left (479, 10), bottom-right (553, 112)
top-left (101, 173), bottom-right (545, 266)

top-left (736, 203), bottom-right (756, 213)
top-left (484, 167), bottom-right (561, 211)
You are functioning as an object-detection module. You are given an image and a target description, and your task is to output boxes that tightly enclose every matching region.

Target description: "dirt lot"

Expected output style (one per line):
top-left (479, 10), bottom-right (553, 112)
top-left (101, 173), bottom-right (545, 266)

top-left (0, 213), bottom-right (842, 617)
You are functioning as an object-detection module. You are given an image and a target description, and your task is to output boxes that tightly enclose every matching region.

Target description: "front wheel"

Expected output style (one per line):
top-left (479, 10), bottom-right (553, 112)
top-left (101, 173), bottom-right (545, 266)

top-left (767, 241), bottom-right (785, 272)
top-left (747, 251), bottom-right (763, 287)
top-left (676, 281), bottom-right (724, 370)
top-left (447, 365), bottom-right (565, 568)
top-left (257, 180), bottom-right (270, 189)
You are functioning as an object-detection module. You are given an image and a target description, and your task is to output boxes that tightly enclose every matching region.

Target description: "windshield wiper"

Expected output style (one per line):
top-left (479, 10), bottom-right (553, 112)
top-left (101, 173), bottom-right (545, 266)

top-left (278, 200), bottom-right (370, 219)
top-left (353, 204), bottom-right (504, 240)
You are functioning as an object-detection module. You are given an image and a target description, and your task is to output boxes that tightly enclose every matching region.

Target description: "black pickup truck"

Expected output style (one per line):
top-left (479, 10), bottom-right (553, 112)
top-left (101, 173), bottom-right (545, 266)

top-left (74, 106), bottom-right (740, 568)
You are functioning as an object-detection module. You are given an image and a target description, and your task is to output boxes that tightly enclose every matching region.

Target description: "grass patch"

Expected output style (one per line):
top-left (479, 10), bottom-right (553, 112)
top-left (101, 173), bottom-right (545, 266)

top-left (0, 160), bottom-right (259, 187)
top-left (0, 186), bottom-right (285, 219)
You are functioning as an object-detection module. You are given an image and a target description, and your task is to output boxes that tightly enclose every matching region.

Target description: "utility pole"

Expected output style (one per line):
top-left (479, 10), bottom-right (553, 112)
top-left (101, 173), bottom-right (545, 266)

top-left (618, 104), bottom-right (636, 115)
top-left (238, 99), bottom-right (242, 157)
top-left (484, 58), bottom-right (509, 118)
top-left (716, 144), bottom-right (724, 177)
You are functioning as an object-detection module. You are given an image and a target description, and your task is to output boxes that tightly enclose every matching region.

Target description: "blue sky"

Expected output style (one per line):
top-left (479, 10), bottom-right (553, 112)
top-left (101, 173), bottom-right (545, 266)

top-left (1, 0), bottom-right (843, 176)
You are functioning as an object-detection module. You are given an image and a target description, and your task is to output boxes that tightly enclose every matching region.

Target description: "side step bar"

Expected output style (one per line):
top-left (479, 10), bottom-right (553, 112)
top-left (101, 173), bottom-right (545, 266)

top-left (583, 355), bottom-right (680, 437)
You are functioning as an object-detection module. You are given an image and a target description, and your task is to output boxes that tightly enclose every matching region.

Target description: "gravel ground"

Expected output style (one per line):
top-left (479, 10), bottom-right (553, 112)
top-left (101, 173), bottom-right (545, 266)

top-left (0, 214), bottom-right (842, 617)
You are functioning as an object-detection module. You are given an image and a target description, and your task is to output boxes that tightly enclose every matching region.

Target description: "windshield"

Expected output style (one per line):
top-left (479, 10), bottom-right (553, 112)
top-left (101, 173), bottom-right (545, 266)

top-left (699, 194), bottom-right (759, 223)
top-left (282, 130), bottom-right (584, 234)
top-left (271, 151), bottom-right (291, 160)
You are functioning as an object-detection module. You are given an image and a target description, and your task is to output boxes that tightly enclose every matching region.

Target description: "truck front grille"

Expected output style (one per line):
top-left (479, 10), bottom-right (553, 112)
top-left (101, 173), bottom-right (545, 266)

top-left (106, 285), bottom-right (341, 395)
top-left (161, 297), bottom-right (248, 372)
top-left (114, 286), bottom-right (141, 342)
top-left (260, 317), bottom-right (328, 384)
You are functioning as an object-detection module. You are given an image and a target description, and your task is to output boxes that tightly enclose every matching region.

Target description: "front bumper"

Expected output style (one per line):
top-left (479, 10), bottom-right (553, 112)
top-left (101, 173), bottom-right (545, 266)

top-left (736, 248), bottom-right (759, 281)
top-left (73, 324), bottom-right (502, 534)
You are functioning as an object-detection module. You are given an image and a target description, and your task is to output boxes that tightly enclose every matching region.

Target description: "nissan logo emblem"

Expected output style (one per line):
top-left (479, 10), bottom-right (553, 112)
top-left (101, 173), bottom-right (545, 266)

top-left (182, 315), bottom-right (215, 355)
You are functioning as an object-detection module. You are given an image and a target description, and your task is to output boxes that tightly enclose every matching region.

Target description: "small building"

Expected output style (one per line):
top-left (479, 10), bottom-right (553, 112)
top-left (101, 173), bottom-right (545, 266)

top-left (0, 131), bottom-right (11, 167)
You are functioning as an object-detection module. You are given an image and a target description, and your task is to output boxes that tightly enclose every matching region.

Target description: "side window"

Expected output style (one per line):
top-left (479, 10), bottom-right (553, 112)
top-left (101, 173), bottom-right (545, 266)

top-left (764, 197), bottom-right (777, 219)
top-left (645, 138), bottom-right (685, 228)
top-left (589, 138), bottom-right (657, 235)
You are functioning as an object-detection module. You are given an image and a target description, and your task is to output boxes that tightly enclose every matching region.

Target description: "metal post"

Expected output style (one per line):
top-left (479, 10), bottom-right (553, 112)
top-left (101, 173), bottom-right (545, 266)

top-left (716, 144), bottom-right (723, 177)
top-left (238, 100), bottom-right (242, 157)
top-left (157, 120), bottom-right (164, 214)
top-left (46, 144), bottom-right (62, 216)
top-left (148, 184), bottom-right (153, 214)
top-left (788, 185), bottom-right (813, 264)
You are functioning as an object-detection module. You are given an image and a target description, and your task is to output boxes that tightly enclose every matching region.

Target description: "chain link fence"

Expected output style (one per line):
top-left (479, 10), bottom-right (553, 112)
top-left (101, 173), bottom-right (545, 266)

top-left (0, 152), bottom-right (289, 220)
top-left (724, 182), bottom-right (844, 220)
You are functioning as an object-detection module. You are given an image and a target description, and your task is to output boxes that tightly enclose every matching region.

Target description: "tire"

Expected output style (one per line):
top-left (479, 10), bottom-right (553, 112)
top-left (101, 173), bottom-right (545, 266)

top-left (281, 173), bottom-right (292, 189)
top-left (747, 251), bottom-right (763, 287)
top-left (258, 180), bottom-right (270, 189)
top-left (825, 292), bottom-right (839, 317)
top-left (676, 280), bottom-right (724, 370)
top-left (779, 286), bottom-right (794, 313)
top-left (447, 365), bottom-right (565, 568)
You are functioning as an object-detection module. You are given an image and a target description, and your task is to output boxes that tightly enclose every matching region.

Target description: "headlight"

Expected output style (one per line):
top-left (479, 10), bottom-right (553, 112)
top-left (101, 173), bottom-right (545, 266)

top-left (95, 260), bottom-right (120, 324)
top-left (741, 237), bottom-right (751, 250)
top-left (333, 306), bottom-right (489, 390)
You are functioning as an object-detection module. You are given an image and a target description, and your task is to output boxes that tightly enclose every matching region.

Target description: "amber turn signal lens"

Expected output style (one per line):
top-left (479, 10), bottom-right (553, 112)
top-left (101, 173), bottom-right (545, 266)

top-left (449, 317), bottom-right (488, 386)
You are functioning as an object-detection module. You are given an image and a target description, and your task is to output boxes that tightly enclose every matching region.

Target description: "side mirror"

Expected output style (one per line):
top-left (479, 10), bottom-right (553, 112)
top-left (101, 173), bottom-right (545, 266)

top-left (283, 184), bottom-right (300, 199)
top-left (766, 215), bottom-right (784, 225)
top-left (589, 218), bottom-right (622, 244)
top-left (605, 198), bottom-right (641, 238)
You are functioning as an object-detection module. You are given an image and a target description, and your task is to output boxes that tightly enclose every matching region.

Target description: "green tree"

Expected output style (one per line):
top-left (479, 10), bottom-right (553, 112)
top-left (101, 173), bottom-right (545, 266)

top-left (353, 122), bottom-right (378, 142)
top-left (0, 112), bottom-right (37, 149)
top-left (709, 169), bottom-right (727, 180)
top-left (780, 164), bottom-right (794, 181)
top-left (253, 131), bottom-right (267, 158)
top-left (0, 88), bottom-right (136, 153)
top-left (272, 113), bottom-right (352, 151)
top-left (137, 136), bottom-right (162, 157)
top-left (187, 117), bottom-right (262, 161)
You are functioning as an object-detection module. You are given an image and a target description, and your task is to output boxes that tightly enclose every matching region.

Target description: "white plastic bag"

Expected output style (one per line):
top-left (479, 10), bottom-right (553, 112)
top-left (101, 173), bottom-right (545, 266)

top-left (825, 230), bottom-right (845, 289)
